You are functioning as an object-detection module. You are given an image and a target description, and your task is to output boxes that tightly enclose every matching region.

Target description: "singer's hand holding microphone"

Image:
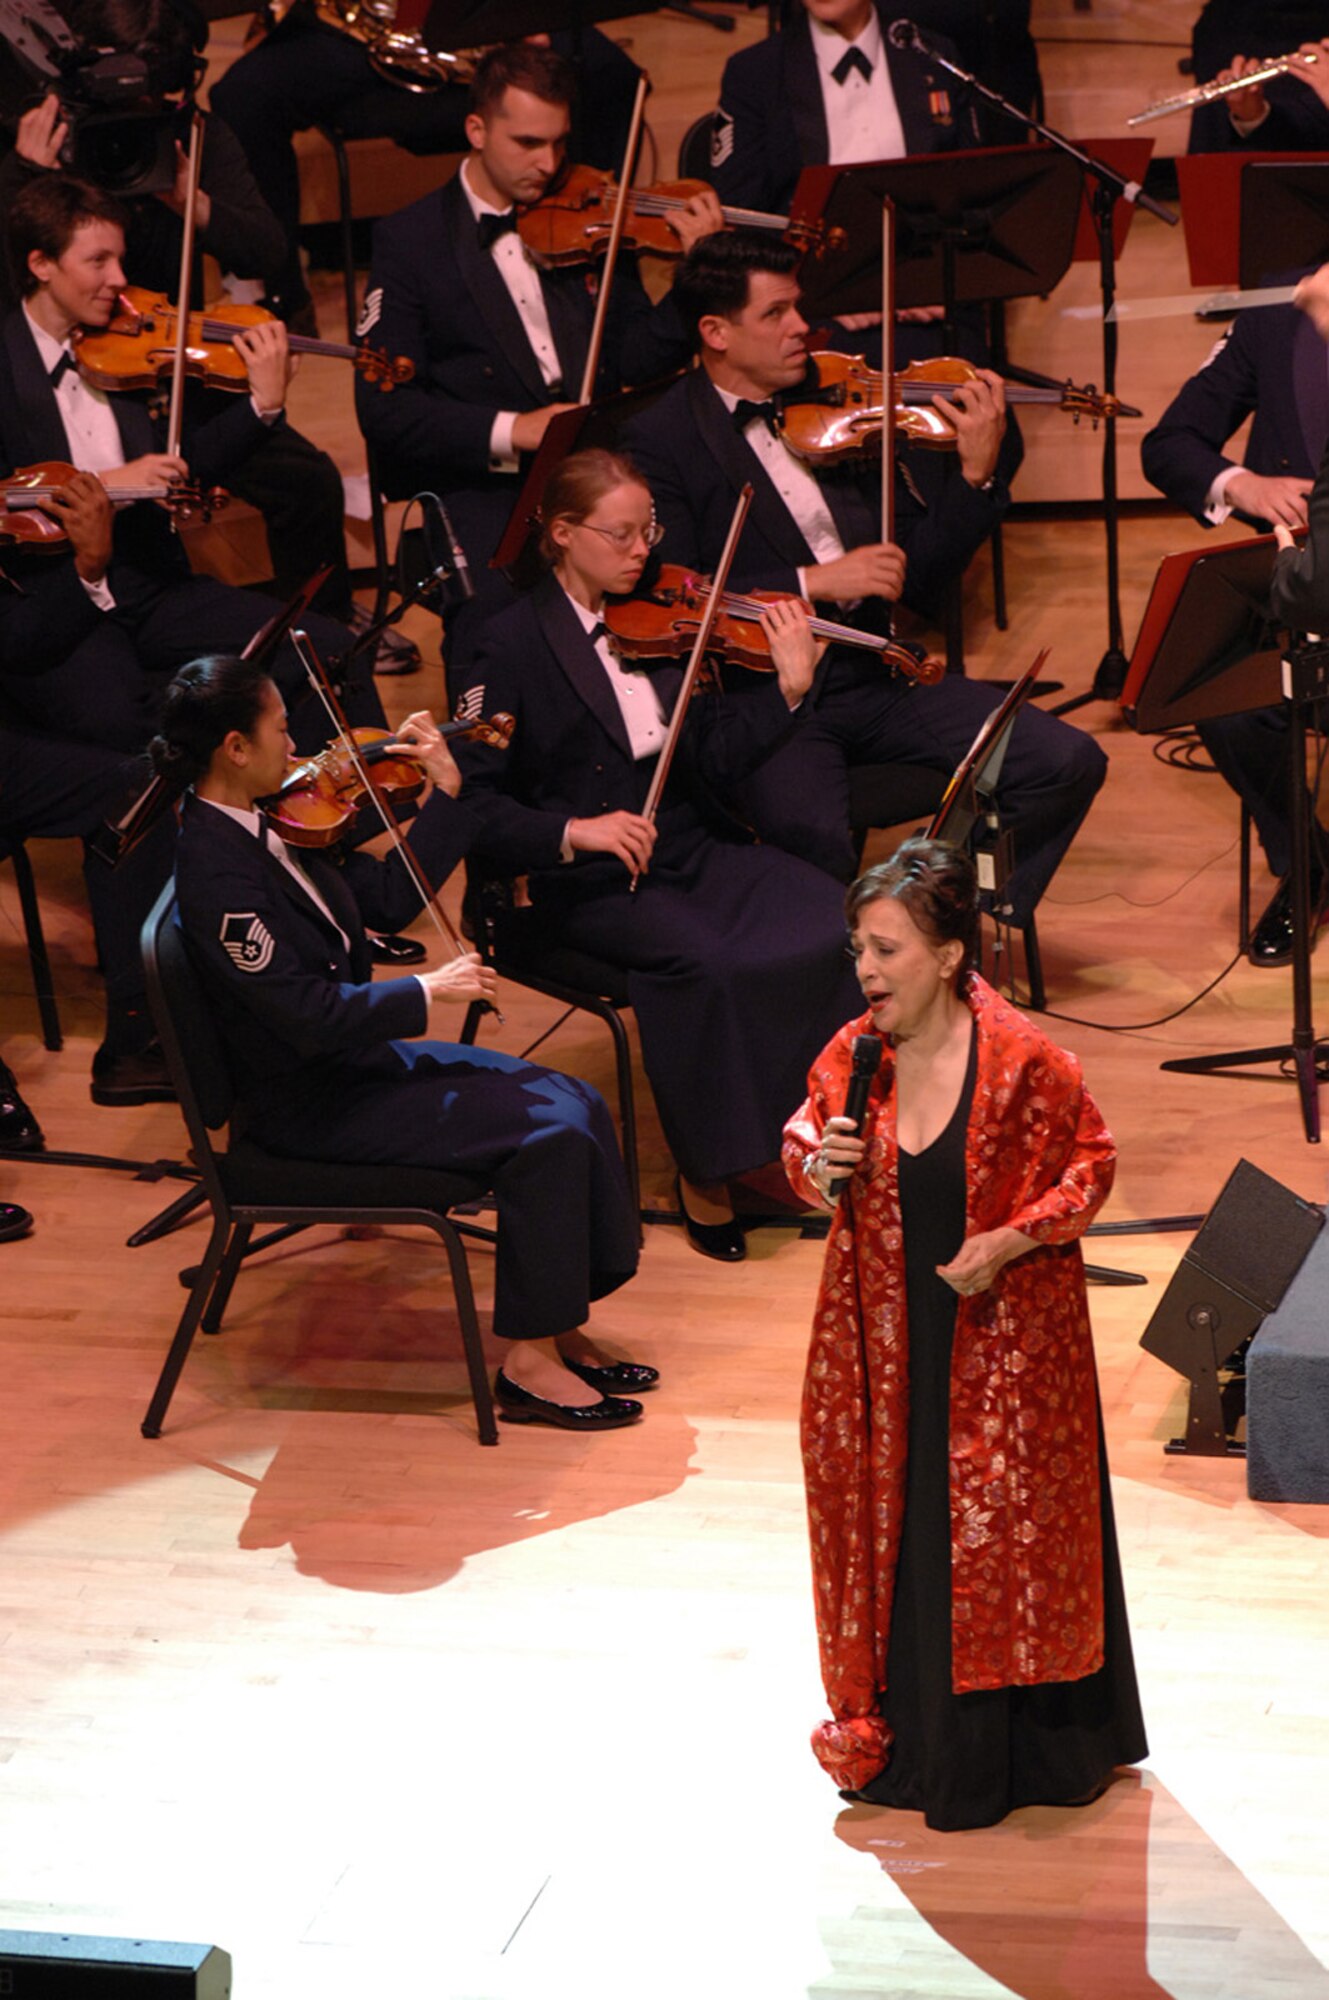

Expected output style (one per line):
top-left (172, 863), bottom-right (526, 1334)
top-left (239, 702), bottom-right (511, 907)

top-left (812, 1033), bottom-right (880, 1202)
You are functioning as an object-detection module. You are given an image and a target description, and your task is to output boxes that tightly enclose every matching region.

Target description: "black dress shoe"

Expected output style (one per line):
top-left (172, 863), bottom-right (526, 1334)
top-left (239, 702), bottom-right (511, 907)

top-left (494, 1369), bottom-right (643, 1430)
top-left (0, 1060), bottom-right (44, 1152)
top-left (1248, 875), bottom-right (1329, 968)
top-left (562, 1356), bottom-right (660, 1392)
top-left (90, 1040), bottom-right (176, 1106)
top-left (0, 1202), bottom-right (33, 1242)
top-left (367, 931), bottom-right (428, 966)
top-left (676, 1175), bottom-right (745, 1262)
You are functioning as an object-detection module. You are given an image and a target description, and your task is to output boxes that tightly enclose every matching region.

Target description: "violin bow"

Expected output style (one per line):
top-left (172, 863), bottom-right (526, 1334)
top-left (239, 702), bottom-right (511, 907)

top-left (288, 630), bottom-right (502, 1021)
top-left (165, 110), bottom-right (206, 466)
top-left (635, 483), bottom-right (754, 879)
top-left (880, 194), bottom-right (896, 575)
top-left (577, 70), bottom-right (650, 405)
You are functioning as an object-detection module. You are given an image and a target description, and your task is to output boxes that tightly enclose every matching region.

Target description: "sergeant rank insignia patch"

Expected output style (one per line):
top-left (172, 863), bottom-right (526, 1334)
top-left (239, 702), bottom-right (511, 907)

top-left (220, 912), bottom-right (276, 973)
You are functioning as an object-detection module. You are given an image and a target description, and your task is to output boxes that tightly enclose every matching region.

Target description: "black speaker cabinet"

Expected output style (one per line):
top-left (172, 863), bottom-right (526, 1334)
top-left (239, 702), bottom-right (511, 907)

top-left (0, 1932), bottom-right (230, 1997)
top-left (1139, 1158), bottom-right (1323, 1455)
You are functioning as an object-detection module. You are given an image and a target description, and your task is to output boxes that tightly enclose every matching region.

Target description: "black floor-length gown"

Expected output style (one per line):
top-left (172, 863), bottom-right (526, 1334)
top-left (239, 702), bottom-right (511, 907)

top-left (854, 1027), bottom-right (1148, 1830)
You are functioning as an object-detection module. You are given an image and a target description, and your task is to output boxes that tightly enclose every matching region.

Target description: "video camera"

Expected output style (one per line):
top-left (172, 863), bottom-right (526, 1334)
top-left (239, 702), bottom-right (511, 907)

top-left (0, 0), bottom-right (202, 196)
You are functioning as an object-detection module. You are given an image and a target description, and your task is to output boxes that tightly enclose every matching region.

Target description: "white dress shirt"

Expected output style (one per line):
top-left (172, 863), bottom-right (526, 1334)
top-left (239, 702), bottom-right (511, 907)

top-left (23, 304), bottom-right (122, 609)
top-left (563, 587), bottom-right (668, 759)
top-left (205, 795), bottom-right (356, 957)
top-left (459, 157), bottom-right (563, 470)
top-left (713, 382), bottom-right (845, 595)
top-left (810, 12), bottom-right (907, 165)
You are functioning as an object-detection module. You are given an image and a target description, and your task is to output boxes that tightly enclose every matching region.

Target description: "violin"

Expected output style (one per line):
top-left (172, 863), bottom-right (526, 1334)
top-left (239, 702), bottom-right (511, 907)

top-left (75, 287), bottom-right (414, 397)
top-left (264, 716), bottom-right (514, 848)
top-left (516, 163), bottom-right (839, 267)
top-left (603, 566), bottom-right (944, 685)
top-left (776, 354), bottom-right (1137, 464)
top-left (0, 459), bottom-right (227, 550)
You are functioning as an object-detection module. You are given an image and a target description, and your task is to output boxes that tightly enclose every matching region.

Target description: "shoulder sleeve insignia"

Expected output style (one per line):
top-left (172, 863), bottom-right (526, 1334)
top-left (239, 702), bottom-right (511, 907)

top-left (220, 911), bottom-right (276, 974)
top-left (455, 684), bottom-right (485, 722)
top-left (355, 287), bottom-right (384, 339)
top-left (710, 110), bottom-right (735, 170)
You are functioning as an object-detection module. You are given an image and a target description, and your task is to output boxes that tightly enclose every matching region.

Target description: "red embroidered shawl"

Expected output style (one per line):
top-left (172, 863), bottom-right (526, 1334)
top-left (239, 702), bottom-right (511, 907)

top-left (782, 977), bottom-right (1117, 1793)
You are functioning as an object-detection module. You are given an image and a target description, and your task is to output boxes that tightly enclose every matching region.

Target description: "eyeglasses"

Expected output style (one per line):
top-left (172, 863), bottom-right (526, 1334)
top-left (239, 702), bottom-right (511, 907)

top-left (577, 519), bottom-right (667, 552)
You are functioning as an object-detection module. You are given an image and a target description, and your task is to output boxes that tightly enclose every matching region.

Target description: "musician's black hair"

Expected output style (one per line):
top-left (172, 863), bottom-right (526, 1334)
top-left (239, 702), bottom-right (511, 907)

top-left (150, 655), bottom-right (275, 788)
top-left (8, 175), bottom-right (129, 297)
top-left (846, 837), bottom-right (981, 989)
top-left (469, 42), bottom-right (575, 118)
top-left (70, 0), bottom-right (206, 60)
top-left (671, 230), bottom-right (803, 346)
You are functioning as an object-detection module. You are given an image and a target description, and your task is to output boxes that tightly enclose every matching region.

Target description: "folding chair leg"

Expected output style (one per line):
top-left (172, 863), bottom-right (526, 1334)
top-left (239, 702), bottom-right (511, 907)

top-left (10, 840), bottom-right (62, 1051)
top-left (202, 1220), bottom-right (253, 1334)
top-left (437, 1221), bottom-right (498, 1444)
top-left (1022, 916), bottom-right (1047, 1013)
top-left (142, 1219), bottom-right (233, 1437)
top-left (602, 1003), bottom-right (642, 1230)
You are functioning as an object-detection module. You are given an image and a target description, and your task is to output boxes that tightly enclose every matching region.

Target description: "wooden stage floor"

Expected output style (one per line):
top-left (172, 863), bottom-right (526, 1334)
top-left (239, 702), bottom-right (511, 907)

top-left (3, 4), bottom-right (1329, 1993)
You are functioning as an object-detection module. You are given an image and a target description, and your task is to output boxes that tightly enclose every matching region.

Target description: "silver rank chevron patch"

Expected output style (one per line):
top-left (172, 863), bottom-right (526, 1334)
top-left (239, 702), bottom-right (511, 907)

top-left (355, 287), bottom-right (383, 339)
top-left (710, 110), bottom-right (735, 170)
top-left (455, 684), bottom-right (485, 722)
top-left (220, 911), bottom-right (276, 973)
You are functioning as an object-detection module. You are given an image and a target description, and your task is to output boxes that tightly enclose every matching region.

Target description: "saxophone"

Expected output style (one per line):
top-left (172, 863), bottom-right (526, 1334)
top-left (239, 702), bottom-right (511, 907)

top-left (265, 0), bottom-right (483, 93)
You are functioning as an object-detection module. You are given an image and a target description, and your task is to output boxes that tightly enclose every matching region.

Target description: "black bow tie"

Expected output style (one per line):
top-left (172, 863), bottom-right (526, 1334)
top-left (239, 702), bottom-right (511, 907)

top-left (49, 350), bottom-right (77, 386)
top-left (832, 45), bottom-right (873, 84)
top-left (476, 208), bottom-right (519, 251)
top-left (732, 396), bottom-right (780, 436)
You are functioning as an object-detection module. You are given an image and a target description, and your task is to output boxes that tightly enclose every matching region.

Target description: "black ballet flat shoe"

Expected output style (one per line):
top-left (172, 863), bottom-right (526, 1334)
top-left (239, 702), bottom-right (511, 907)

top-left (90, 1040), bottom-right (176, 1107)
top-left (561, 1356), bottom-right (660, 1393)
top-left (0, 1202), bottom-right (34, 1243)
top-left (494, 1369), bottom-right (643, 1431)
top-left (367, 931), bottom-right (428, 966)
top-left (675, 1175), bottom-right (745, 1263)
top-left (0, 1060), bottom-right (44, 1153)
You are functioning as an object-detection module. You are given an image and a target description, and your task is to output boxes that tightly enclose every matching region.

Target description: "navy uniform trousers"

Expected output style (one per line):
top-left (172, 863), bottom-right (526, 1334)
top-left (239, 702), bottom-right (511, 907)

top-left (173, 793), bottom-right (638, 1339)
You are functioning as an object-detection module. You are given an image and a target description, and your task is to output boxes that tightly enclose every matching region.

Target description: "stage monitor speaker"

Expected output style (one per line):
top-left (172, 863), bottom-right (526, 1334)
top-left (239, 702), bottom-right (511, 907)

top-left (0, 1931), bottom-right (231, 1996)
top-left (1138, 1158), bottom-right (1323, 1456)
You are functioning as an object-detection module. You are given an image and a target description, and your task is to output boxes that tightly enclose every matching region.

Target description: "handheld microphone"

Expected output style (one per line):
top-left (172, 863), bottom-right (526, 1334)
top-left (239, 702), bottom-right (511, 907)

top-left (886, 17), bottom-right (926, 51)
top-left (827, 1033), bottom-right (881, 1200)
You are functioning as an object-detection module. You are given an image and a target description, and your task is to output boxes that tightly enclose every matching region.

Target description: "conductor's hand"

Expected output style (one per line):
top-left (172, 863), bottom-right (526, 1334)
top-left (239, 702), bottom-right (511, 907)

top-left (568, 810), bottom-right (657, 880)
top-left (233, 318), bottom-right (294, 414)
top-left (1225, 469), bottom-right (1313, 529)
top-left (933, 367), bottom-right (1006, 489)
top-left (392, 709), bottom-right (461, 795)
top-left (759, 595), bottom-right (824, 706)
top-left (44, 470), bottom-right (113, 583)
top-left (804, 542), bottom-right (907, 604)
top-left (419, 952), bottom-right (497, 1006)
top-left (16, 93), bottom-right (67, 168)
top-left (511, 401), bottom-right (580, 454)
top-left (936, 1225), bottom-right (1036, 1297)
top-left (1218, 52), bottom-right (1272, 127)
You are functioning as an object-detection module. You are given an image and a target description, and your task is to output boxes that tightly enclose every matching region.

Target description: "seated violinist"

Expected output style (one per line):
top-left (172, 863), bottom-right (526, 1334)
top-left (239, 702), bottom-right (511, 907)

top-left (452, 447), bottom-right (863, 1262)
top-left (0, 173), bottom-right (380, 757)
top-left (159, 653), bottom-right (649, 1432)
top-left (353, 42), bottom-right (723, 674)
top-left (0, 0), bottom-right (407, 667)
top-left (623, 232), bottom-right (1106, 920)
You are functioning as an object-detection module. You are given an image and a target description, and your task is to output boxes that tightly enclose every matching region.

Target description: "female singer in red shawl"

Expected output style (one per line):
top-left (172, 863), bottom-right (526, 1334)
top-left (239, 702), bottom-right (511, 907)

top-left (783, 838), bottom-right (1147, 1829)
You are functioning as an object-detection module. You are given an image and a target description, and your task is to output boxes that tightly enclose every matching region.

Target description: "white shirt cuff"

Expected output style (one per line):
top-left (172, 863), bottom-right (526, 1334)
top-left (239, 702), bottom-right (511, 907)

top-left (560, 819), bottom-right (575, 863)
top-left (1230, 105), bottom-right (1271, 136)
top-left (489, 411), bottom-right (519, 470)
top-left (79, 573), bottom-right (115, 611)
top-left (1204, 464), bottom-right (1242, 524)
top-left (249, 394), bottom-right (283, 424)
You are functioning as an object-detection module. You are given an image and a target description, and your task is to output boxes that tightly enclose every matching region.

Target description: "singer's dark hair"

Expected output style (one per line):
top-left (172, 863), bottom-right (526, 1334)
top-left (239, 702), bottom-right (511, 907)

top-left (149, 655), bottom-right (275, 788)
top-left (846, 837), bottom-right (980, 988)
top-left (672, 230), bottom-right (802, 346)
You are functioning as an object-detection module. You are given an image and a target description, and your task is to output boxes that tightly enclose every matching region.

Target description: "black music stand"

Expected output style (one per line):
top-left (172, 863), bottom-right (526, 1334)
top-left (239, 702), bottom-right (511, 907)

top-left (1123, 536), bottom-right (1327, 1143)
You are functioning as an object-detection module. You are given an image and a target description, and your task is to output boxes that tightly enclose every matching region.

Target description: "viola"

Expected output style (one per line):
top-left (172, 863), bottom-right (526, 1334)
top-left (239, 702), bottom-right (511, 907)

top-left (0, 459), bottom-right (227, 550)
top-left (776, 353), bottom-right (1136, 463)
top-left (516, 162), bottom-right (839, 267)
top-left (264, 716), bottom-right (514, 848)
top-left (603, 566), bottom-right (944, 685)
top-left (75, 287), bottom-right (414, 397)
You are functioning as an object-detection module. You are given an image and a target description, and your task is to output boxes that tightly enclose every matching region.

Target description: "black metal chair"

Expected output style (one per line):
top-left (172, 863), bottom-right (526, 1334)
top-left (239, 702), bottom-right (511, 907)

top-left (848, 762), bottom-right (1046, 1010)
top-left (677, 111), bottom-right (721, 183)
top-left (0, 829), bottom-right (62, 1051)
top-left (459, 871), bottom-right (642, 1230)
top-left (139, 883), bottom-right (499, 1445)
